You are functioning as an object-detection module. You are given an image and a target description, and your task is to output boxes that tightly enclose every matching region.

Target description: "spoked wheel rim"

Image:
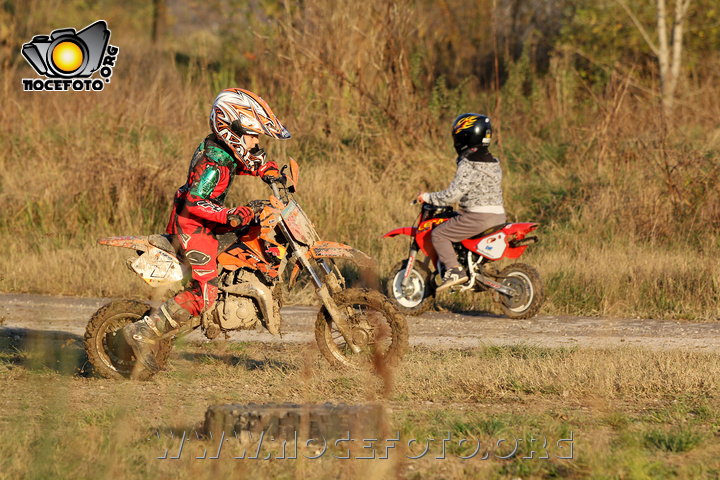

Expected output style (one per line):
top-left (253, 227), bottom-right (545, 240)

top-left (500, 271), bottom-right (534, 313)
top-left (324, 309), bottom-right (393, 367)
top-left (316, 289), bottom-right (407, 369)
top-left (94, 312), bottom-right (143, 375)
top-left (390, 269), bottom-right (427, 309)
top-left (316, 289), bottom-right (408, 368)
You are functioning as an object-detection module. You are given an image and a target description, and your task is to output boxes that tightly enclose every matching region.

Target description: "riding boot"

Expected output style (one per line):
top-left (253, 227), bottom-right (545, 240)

top-left (122, 299), bottom-right (192, 379)
top-left (436, 266), bottom-right (469, 292)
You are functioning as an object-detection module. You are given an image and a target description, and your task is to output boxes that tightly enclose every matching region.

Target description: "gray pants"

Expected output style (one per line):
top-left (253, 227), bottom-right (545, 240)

top-left (431, 211), bottom-right (507, 269)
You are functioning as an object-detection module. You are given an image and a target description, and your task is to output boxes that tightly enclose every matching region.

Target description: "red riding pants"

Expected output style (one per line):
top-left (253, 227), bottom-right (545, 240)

top-left (167, 215), bottom-right (220, 317)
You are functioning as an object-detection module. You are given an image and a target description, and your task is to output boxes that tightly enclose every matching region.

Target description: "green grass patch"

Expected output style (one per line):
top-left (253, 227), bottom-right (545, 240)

top-left (644, 427), bottom-right (704, 453)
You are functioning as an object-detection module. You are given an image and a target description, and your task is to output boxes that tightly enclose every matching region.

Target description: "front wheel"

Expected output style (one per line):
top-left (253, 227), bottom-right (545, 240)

top-left (385, 259), bottom-right (435, 315)
top-left (84, 300), bottom-right (173, 380)
top-left (315, 288), bottom-right (409, 368)
top-left (495, 263), bottom-right (545, 319)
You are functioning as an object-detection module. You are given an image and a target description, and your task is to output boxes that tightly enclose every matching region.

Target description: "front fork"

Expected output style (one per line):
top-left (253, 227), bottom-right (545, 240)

top-left (311, 267), bottom-right (362, 354)
top-left (400, 246), bottom-right (419, 290)
top-left (281, 226), bottom-right (361, 354)
top-left (266, 183), bottom-right (361, 353)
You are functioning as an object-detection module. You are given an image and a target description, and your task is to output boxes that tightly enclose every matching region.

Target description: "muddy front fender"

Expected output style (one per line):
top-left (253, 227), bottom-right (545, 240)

top-left (309, 241), bottom-right (379, 290)
top-left (309, 241), bottom-right (376, 270)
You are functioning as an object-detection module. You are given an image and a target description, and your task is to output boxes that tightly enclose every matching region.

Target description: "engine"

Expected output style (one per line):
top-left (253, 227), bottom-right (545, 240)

top-left (217, 295), bottom-right (260, 330)
top-left (207, 269), bottom-right (282, 337)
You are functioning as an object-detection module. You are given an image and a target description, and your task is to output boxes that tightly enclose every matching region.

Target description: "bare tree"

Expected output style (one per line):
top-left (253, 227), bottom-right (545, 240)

top-left (152, 0), bottom-right (166, 45)
top-left (617, 0), bottom-right (692, 115)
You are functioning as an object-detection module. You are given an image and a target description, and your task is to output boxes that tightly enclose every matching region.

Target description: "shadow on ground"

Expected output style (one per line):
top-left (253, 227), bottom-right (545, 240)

top-left (432, 304), bottom-right (503, 318)
top-left (177, 351), bottom-right (297, 373)
top-left (0, 327), bottom-right (88, 375)
top-left (0, 327), bottom-right (298, 378)
top-left (450, 310), bottom-right (504, 318)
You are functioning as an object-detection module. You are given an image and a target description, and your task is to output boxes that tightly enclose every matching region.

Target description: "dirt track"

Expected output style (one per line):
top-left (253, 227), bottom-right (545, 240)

top-left (1, 293), bottom-right (719, 351)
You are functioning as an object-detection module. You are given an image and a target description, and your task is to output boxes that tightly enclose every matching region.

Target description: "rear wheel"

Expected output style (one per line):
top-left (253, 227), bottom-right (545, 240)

top-left (495, 263), bottom-right (544, 319)
top-left (84, 300), bottom-right (173, 380)
top-left (315, 288), bottom-right (408, 368)
top-left (385, 259), bottom-right (435, 315)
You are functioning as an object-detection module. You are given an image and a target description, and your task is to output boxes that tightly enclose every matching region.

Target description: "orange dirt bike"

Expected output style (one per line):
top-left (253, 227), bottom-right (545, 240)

top-left (85, 160), bottom-right (408, 379)
top-left (383, 202), bottom-right (544, 318)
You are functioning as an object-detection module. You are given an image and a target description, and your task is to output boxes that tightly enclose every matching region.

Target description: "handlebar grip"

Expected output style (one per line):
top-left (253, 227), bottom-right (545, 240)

top-left (227, 215), bottom-right (242, 228)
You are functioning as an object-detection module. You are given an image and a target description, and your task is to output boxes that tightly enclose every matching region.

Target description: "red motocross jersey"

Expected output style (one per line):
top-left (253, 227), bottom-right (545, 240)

top-left (166, 134), bottom-right (261, 234)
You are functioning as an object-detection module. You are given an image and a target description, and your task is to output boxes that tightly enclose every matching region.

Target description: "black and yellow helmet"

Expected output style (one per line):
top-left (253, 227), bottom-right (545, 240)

top-left (451, 113), bottom-right (492, 154)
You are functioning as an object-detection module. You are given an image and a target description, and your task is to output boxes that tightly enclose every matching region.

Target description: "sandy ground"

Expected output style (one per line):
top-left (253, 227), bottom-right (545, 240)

top-left (1, 293), bottom-right (719, 351)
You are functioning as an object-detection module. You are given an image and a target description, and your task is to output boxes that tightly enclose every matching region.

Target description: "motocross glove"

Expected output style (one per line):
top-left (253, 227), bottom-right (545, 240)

top-left (226, 206), bottom-right (255, 228)
top-left (258, 160), bottom-right (281, 184)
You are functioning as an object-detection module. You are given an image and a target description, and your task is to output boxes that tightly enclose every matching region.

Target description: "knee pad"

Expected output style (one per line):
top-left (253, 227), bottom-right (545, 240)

top-left (186, 250), bottom-right (212, 266)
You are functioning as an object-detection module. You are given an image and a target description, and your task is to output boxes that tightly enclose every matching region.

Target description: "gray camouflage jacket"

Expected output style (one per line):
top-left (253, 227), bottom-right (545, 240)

top-left (424, 148), bottom-right (505, 213)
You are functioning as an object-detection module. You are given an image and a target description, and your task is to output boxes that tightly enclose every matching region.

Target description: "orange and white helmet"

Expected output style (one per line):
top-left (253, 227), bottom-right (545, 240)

top-left (209, 88), bottom-right (291, 170)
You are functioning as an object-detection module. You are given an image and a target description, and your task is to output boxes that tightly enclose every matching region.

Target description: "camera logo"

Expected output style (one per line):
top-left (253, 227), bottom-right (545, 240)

top-left (21, 20), bottom-right (119, 92)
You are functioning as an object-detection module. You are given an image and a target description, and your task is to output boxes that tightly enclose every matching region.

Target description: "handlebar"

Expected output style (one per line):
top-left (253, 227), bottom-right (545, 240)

top-left (271, 182), bottom-right (282, 200)
top-left (227, 164), bottom-right (293, 229)
top-left (228, 199), bottom-right (272, 228)
top-left (420, 202), bottom-right (454, 214)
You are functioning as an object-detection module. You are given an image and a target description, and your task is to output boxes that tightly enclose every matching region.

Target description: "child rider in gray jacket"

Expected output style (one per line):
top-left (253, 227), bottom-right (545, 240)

top-left (417, 113), bottom-right (506, 291)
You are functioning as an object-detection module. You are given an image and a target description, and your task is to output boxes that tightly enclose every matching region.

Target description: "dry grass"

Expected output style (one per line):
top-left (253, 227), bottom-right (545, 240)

top-left (533, 242), bottom-right (720, 320)
top-left (1, 1), bottom-right (719, 321)
top-left (1, 337), bottom-right (718, 479)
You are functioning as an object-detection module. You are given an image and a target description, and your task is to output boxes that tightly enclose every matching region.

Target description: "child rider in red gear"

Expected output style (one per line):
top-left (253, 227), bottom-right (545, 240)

top-left (122, 88), bottom-right (291, 378)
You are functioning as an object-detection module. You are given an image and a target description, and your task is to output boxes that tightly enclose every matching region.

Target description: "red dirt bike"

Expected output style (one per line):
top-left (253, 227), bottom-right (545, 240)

top-left (383, 203), bottom-right (544, 318)
top-left (85, 160), bottom-right (408, 379)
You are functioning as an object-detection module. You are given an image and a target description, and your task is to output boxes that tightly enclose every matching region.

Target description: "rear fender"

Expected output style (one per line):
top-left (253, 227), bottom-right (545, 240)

top-left (503, 222), bottom-right (539, 236)
top-left (98, 236), bottom-right (151, 251)
top-left (98, 236), bottom-right (186, 286)
top-left (501, 222), bottom-right (539, 259)
top-left (460, 222), bottom-right (539, 261)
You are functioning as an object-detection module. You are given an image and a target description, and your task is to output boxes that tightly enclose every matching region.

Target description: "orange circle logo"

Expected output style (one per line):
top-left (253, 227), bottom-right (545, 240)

top-left (51, 41), bottom-right (83, 73)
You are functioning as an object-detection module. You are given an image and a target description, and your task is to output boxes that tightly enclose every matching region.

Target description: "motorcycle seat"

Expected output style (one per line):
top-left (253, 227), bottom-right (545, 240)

top-left (468, 223), bottom-right (508, 240)
top-left (145, 230), bottom-right (249, 256)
